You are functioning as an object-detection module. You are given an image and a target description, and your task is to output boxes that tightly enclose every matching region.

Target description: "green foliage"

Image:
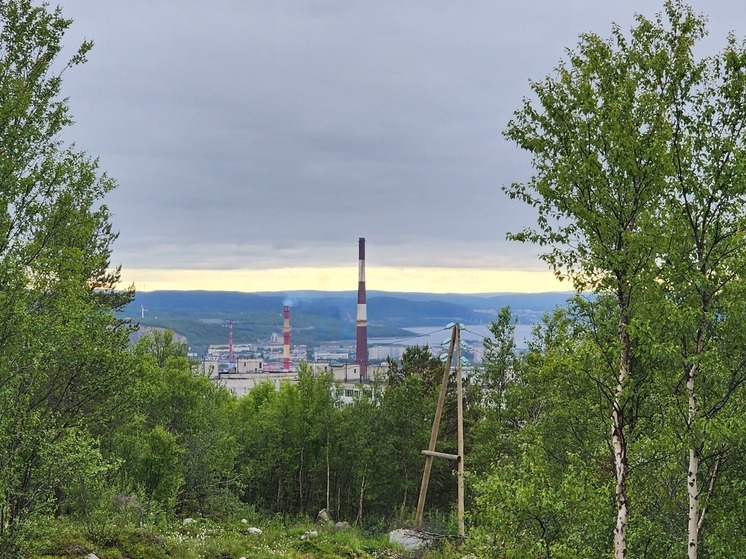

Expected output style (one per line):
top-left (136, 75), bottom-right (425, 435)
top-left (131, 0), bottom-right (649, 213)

top-left (0, 1), bottom-right (135, 554)
top-left (497, 1), bottom-right (746, 556)
top-left (470, 450), bottom-right (609, 559)
top-left (107, 331), bottom-right (241, 519)
top-left (467, 306), bottom-right (611, 557)
top-left (226, 346), bottom-right (463, 526)
top-left (479, 306), bottom-right (518, 399)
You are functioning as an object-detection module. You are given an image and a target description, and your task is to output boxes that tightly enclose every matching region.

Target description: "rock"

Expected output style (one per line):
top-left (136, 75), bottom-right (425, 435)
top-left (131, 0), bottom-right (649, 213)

top-left (389, 528), bottom-right (434, 552)
top-left (316, 508), bottom-right (333, 524)
top-left (300, 529), bottom-right (318, 540)
top-left (182, 517), bottom-right (195, 525)
top-left (334, 521), bottom-right (351, 531)
top-left (247, 526), bottom-right (263, 535)
top-left (85, 554), bottom-right (99, 559)
top-left (241, 518), bottom-right (248, 524)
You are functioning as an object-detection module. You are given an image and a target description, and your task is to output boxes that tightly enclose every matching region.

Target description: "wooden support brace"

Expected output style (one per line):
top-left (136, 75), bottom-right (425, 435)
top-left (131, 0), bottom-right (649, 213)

top-left (421, 450), bottom-right (460, 461)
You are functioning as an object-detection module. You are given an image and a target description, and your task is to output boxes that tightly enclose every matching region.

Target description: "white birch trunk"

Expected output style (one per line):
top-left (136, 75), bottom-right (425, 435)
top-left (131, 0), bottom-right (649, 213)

top-left (687, 447), bottom-right (699, 559)
top-left (612, 394), bottom-right (628, 559)
top-left (613, 306), bottom-right (631, 559)
top-left (687, 358), bottom-right (700, 559)
top-left (687, 318), bottom-right (706, 559)
top-left (298, 445), bottom-right (304, 510)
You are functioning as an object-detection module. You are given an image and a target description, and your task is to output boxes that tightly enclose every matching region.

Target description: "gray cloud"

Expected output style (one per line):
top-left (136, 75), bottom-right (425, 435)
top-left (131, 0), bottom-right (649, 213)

top-left (56, 0), bottom-right (746, 272)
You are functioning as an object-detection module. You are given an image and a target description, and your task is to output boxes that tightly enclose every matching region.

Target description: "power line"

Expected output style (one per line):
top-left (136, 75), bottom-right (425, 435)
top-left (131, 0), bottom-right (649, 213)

top-left (371, 325), bottom-right (498, 353)
top-left (371, 326), bottom-right (451, 348)
top-left (461, 327), bottom-right (490, 341)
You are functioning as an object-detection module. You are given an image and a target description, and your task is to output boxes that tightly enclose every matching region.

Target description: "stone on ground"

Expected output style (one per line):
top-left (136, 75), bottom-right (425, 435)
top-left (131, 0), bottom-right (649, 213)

top-left (388, 528), bottom-right (435, 551)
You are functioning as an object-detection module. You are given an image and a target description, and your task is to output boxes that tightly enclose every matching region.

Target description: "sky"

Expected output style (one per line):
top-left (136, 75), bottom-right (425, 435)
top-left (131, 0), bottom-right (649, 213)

top-left (54, 1), bottom-right (746, 294)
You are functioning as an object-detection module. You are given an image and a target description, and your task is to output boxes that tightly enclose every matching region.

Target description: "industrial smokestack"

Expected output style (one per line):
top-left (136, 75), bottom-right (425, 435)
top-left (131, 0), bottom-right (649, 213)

top-left (356, 237), bottom-right (368, 381)
top-left (283, 305), bottom-right (291, 372)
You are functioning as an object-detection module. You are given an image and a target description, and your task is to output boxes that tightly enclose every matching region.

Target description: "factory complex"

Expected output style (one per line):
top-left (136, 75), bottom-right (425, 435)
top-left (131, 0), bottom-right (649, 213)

top-left (190, 238), bottom-right (483, 401)
top-left (193, 239), bottom-right (398, 401)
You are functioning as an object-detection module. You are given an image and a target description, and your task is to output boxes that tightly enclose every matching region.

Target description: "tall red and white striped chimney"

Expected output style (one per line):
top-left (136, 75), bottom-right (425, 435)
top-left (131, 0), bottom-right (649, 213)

top-left (356, 237), bottom-right (368, 381)
top-left (283, 305), bottom-right (291, 372)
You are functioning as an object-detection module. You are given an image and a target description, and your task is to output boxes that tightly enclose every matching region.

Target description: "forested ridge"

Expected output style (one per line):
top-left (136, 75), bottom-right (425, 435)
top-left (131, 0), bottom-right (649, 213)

top-left (1, 1), bottom-right (745, 558)
top-left (118, 290), bottom-right (573, 354)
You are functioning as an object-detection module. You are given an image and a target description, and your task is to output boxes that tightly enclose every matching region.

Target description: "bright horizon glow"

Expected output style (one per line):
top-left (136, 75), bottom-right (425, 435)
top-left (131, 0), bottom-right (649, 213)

top-left (118, 266), bottom-right (570, 294)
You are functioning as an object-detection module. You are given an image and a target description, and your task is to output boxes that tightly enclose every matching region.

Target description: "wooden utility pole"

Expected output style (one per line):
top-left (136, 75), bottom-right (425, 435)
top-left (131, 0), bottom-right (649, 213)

top-left (456, 325), bottom-right (464, 536)
top-left (414, 323), bottom-right (465, 537)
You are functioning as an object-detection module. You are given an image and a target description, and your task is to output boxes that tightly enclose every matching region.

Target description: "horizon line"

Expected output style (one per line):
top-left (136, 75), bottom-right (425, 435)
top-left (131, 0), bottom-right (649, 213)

top-left (116, 265), bottom-right (570, 295)
top-left (128, 287), bottom-right (575, 296)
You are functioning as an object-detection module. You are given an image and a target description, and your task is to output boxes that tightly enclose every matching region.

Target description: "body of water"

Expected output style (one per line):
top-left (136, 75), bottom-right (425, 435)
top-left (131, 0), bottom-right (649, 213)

top-left (371, 323), bottom-right (535, 351)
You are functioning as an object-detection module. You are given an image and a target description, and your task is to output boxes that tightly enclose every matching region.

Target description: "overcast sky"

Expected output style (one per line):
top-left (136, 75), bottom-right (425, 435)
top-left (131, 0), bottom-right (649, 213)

top-left (54, 1), bottom-right (746, 292)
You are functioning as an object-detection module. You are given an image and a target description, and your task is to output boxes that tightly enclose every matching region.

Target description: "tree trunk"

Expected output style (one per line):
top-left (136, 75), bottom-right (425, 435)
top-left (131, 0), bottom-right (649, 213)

top-left (326, 429), bottom-right (330, 512)
top-left (613, 301), bottom-right (631, 559)
top-left (611, 395), bottom-right (628, 559)
top-left (298, 445), bottom-right (304, 512)
top-left (687, 312), bottom-right (707, 559)
top-left (686, 359), bottom-right (700, 559)
top-left (356, 466), bottom-right (367, 525)
top-left (687, 446), bottom-right (699, 559)
top-left (336, 483), bottom-right (341, 523)
top-left (276, 462), bottom-right (284, 513)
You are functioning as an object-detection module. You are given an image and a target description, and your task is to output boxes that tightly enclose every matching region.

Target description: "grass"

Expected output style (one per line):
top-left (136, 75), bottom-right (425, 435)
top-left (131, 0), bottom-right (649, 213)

top-left (26, 515), bottom-right (468, 559)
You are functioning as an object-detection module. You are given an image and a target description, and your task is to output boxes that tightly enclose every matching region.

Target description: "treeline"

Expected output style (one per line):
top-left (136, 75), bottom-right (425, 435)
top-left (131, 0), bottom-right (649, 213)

top-left (469, 302), bottom-right (746, 558)
top-left (103, 332), bottom-right (469, 525)
top-left (9, 291), bottom-right (746, 558)
top-left (0, 322), bottom-right (488, 553)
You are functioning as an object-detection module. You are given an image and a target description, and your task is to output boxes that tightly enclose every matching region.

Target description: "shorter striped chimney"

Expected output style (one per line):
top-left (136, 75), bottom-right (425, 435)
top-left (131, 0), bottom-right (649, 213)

top-left (228, 320), bottom-right (234, 367)
top-left (283, 305), bottom-right (291, 372)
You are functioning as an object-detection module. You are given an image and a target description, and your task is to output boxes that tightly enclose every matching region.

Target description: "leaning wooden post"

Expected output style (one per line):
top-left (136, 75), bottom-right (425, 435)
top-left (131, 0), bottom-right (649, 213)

top-left (456, 325), bottom-right (464, 537)
top-left (414, 323), bottom-right (457, 527)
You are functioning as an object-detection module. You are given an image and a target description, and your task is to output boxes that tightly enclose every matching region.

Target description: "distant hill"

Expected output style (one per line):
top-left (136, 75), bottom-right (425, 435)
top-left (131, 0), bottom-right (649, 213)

top-left (261, 289), bottom-right (573, 311)
top-left (120, 290), bottom-right (574, 354)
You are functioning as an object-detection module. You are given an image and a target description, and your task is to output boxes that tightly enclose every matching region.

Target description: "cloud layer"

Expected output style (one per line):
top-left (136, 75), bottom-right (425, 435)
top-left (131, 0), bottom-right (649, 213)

top-left (57, 1), bottom-right (745, 280)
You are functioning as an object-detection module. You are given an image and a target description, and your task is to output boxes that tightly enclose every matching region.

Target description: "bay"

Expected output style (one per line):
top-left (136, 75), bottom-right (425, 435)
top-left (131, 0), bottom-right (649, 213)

top-left (371, 322), bottom-right (535, 350)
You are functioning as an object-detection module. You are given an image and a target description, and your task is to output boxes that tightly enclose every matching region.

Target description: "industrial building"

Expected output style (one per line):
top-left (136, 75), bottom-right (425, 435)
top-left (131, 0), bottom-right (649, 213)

top-left (196, 238), bottom-right (391, 399)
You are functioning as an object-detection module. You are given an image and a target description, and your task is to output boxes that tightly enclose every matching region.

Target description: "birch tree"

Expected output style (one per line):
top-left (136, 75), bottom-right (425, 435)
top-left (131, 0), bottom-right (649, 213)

top-left (655, 28), bottom-right (746, 557)
top-left (503, 2), bottom-right (704, 556)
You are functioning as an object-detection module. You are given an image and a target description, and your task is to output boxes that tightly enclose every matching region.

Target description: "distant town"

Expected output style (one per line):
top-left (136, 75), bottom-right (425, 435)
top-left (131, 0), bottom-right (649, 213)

top-left (126, 239), bottom-right (571, 399)
top-left (187, 310), bottom-right (487, 400)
